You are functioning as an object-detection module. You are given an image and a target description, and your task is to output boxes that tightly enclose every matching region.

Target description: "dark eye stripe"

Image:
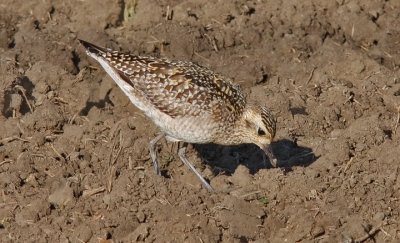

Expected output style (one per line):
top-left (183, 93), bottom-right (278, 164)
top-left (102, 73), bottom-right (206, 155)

top-left (261, 108), bottom-right (276, 137)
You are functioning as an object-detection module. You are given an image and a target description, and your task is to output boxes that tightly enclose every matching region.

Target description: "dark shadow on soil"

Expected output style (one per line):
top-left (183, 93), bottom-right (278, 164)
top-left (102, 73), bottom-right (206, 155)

top-left (79, 89), bottom-right (114, 115)
top-left (2, 76), bottom-right (35, 118)
top-left (194, 138), bottom-right (317, 176)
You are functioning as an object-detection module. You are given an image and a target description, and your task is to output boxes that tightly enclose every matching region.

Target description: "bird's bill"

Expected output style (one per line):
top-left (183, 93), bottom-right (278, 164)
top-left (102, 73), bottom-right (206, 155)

top-left (263, 145), bottom-right (277, 167)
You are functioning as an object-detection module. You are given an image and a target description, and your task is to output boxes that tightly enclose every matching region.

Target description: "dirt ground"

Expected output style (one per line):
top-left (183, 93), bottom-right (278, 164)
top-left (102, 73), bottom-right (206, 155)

top-left (1, 0), bottom-right (400, 242)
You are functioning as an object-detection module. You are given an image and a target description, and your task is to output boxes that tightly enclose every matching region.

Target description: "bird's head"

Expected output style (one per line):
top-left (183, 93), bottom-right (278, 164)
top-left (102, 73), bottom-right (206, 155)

top-left (232, 103), bottom-right (277, 166)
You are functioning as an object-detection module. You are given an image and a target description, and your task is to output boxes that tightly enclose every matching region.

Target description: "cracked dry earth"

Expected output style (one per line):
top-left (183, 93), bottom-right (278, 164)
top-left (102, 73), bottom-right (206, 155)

top-left (1, 0), bottom-right (400, 242)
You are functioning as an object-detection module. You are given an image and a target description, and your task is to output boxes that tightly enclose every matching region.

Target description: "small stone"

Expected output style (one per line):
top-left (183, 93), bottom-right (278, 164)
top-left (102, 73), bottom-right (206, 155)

top-left (330, 129), bottom-right (342, 138)
top-left (363, 175), bottom-right (374, 184)
top-left (373, 212), bottom-right (385, 222)
top-left (351, 60), bottom-right (365, 74)
top-left (368, 10), bottom-right (380, 19)
top-left (325, 195), bottom-right (336, 203)
top-left (33, 93), bottom-right (46, 106)
top-left (240, 4), bottom-right (254, 15)
top-left (25, 174), bottom-right (38, 186)
top-left (68, 152), bottom-right (80, 162)
top-left (136, 211), bottom-right (146, 223)
top-left (355, 142), bottom-right (366, 152)
top-left (35, 82), bottom-right (50, 94)
top-left (124, 224), bottom-right (149, 241)
top-left (47, 90), bottom-right (55, 99)
top-left (230, 165), bottom-right (252, 186)
top-left (32, 133), bottom-right (46, 146)
top-left (354, 196), bottom-right (361, 207)
top-left (48, 184), bottom-right (75, 207)
top-left (311, 170), bottom-right (320, 178)
top-left (74, 225), bottom-right (93, 243)
top-left (311, 225), bottom-right (325, 238)
top-left (127, 117), bottom-right (137, 130)
top-left (349, 176), bottom-right (357, 188)
top-left (340, 79), bottom-right (353, 88)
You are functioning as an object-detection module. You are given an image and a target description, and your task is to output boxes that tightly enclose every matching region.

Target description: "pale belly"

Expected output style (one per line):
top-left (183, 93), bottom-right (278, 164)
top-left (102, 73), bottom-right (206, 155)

top-left (148, 109), bottom-right (218, 144)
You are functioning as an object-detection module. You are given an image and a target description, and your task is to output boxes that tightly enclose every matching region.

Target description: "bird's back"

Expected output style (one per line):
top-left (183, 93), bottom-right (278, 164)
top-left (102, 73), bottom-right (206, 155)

top-left (80, 40), bottom-right (247, 143)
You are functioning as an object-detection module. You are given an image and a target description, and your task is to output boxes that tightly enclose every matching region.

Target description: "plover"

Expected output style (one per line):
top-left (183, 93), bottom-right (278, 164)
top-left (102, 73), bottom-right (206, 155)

top-left (79, 40), bottom-right (277, 192)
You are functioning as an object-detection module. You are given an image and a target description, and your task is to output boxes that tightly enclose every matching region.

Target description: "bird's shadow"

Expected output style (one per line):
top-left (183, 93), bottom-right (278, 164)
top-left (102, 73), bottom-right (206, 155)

top-left (79, 89), bottom-right (114, 116)
top-left (193, 138), bottom-right (318, 176)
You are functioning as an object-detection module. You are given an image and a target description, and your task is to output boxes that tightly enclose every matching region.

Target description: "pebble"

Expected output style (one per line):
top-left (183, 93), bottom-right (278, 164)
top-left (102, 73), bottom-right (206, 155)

top-left (311, 225), bottom-right (325, 238)
top-left (74, 225), bottom-right (93, 243)
top-left (125, 224), bottom-right (149, 241)
top-left (373, 212), bottom-right (385, 222)
top-left (136, 211), bottom-right (146, 223)
top-left (330, 129), bottom-right (342, 138)
top-left (363, 174), bottom-right (374, 184)
top-left (230, 165), bottom-right (252, 186)
top-left (32, 133), bottom-right (46, 146)
top-left (48, 184), bottom-right (75, 207)
top-left (351, 60), bottom-right (365, 74)
top-left (127, 117), bottom-right (137, 130)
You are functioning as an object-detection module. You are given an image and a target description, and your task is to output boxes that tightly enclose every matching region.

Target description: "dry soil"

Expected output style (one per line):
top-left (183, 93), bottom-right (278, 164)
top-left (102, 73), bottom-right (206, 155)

top-left (0, 0), bottom-right (400, 242)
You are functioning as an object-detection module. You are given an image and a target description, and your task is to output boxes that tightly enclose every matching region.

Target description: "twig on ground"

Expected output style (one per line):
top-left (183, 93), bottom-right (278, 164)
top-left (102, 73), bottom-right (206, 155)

top-left (394, 106), bottom-right (400, 135)
top-left (49, 143), bottom-right (64, 161)
top-left (354, 221), bottom-right (387, 243)
top-left (194, 52), bottom-right (210, 63)
top-left (0, 136), bottom-right (31, 145)
top-left (338, 156), bottom-right (356, 173)
top-left (239, 190), bottom-right (261, 198)
top-left (0, 159), bottom-right (13, 166)
top-left (203, 33), bottom-right (219, 52)
top-left (306, 67), bottom-right (316, 84)
top-left (82, 186), bottom-right (106, 197)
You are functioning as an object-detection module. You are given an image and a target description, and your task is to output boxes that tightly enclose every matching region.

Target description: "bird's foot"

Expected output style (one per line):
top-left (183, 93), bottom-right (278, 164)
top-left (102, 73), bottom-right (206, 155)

top-left (178, 145), bottom-right (214, 192)
top-left (149, 133), bottom-right (165, 176)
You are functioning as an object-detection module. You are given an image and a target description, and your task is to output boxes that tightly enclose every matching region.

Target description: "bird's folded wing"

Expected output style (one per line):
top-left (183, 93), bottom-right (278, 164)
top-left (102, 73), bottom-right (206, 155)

top-left (117, 57), bottom-right (246, 121)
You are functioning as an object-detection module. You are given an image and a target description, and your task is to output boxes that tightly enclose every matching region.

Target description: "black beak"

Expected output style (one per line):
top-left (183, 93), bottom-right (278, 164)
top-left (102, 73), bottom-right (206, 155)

top-left (263, 145), bottom-right (277, 167)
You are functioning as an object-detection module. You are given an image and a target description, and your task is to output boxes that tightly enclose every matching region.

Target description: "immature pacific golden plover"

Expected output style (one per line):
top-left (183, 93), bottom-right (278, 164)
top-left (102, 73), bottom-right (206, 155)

top-left (79, 39), bottom-right (277, 192)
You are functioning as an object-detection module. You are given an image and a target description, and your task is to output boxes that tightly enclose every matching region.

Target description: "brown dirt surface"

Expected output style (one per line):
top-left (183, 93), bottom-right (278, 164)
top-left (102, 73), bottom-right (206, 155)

top-left (1, 0), bottom-right (400, 242)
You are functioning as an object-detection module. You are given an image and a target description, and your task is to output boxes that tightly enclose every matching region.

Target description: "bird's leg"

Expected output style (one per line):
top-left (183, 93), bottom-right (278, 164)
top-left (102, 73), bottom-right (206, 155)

top-left (178, 144), bottom-right (214, 192)
top-left (149, 133), bottom-right (165, 176)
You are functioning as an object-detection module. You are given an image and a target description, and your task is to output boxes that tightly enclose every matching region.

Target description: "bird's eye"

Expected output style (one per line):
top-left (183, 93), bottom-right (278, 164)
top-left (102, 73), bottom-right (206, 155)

top-left (257, 128), bottom-right (266, 136)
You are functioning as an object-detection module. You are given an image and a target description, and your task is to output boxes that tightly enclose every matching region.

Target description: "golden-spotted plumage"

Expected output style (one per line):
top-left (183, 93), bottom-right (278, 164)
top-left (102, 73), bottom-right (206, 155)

top-left (103, 50), bottom-right (245, 123)
top-left (79, 39), bottom-right (277, 192)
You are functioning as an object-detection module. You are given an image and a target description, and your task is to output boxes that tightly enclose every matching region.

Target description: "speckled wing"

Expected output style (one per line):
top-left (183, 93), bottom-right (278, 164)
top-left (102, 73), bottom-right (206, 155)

top-left (104, 52), bottom-right (246, 123)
